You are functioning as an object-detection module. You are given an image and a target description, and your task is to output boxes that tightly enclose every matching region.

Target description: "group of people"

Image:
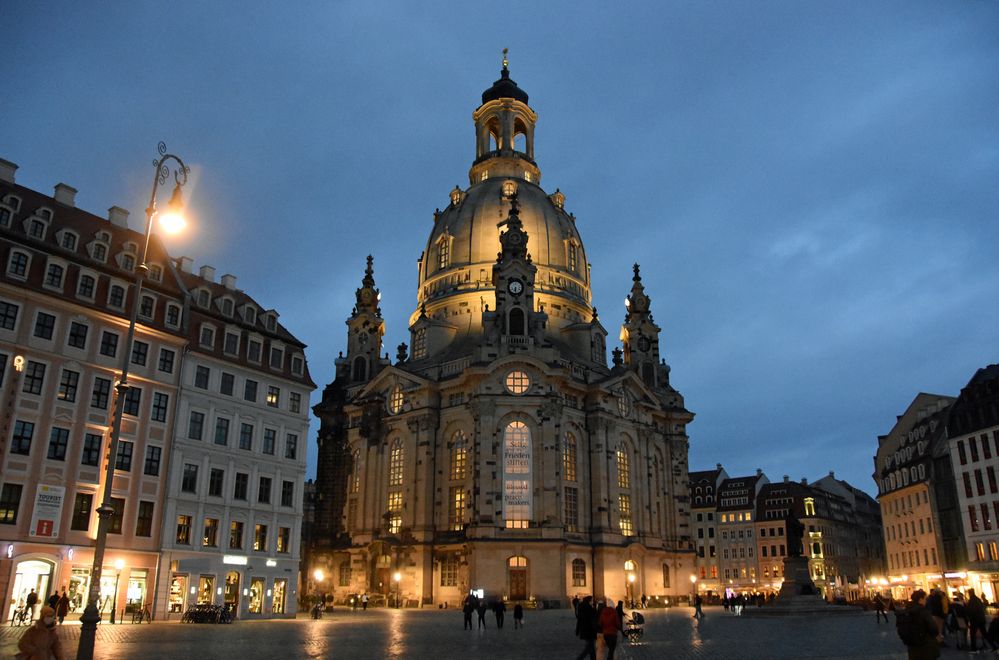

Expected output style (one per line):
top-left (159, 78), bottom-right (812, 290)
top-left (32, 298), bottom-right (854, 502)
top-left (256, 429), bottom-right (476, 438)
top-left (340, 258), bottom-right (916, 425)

top-left (18, 587), bottom-right (72, 624)
top-left (461, 593), bottom-right (524, 630)
top-left (573, 596), bottom-right (629, 660)
top-left (899, 587), bottom-right (999, 659)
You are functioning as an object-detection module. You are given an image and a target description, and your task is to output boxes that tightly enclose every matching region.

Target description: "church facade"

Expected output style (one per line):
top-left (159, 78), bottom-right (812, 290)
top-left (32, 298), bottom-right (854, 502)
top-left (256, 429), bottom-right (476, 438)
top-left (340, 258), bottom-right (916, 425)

top-left (309, 62), bottom-right (695, 607)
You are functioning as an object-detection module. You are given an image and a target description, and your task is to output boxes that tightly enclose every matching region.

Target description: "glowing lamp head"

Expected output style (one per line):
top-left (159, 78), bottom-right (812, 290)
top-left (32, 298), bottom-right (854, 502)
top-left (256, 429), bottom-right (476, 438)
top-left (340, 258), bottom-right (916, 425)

top-left (690, 574), bottom-right (697, 584)
top-left (628, 574), bottom-right (636, 583)
top-left (313, 569), bottom-right (325, 583)
top-left (393, 572), bottom-right (402, 583)
top-left (157, 182), bottom-right (187, 234)
top-left (114, 559), bottom-right (125, 571)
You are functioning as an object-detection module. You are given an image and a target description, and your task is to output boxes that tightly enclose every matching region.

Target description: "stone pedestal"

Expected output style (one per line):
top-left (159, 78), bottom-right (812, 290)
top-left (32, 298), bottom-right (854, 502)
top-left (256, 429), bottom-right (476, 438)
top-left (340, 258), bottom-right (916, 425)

top-left (744, 556), bottom-right (861, 617)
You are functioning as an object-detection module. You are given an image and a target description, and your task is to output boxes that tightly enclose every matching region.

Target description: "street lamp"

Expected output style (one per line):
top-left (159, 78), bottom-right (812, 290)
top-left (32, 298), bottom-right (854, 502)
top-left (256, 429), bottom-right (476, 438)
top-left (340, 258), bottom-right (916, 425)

top-left (690, 574), bottom-right (697, 606)
top-left (393, 571), bottom-right (402, 608)
top-left (77, 144), bottom-right (189, 660)
top-left (628, 573), bottom-right (636, 608)
top-left (109, 559), bottom-right (124, 624)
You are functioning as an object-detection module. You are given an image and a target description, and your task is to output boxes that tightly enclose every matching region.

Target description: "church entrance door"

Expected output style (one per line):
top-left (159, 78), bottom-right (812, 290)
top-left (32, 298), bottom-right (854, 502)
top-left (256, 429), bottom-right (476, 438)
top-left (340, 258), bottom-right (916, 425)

top-left (509, 569), bottom-right (527, 600)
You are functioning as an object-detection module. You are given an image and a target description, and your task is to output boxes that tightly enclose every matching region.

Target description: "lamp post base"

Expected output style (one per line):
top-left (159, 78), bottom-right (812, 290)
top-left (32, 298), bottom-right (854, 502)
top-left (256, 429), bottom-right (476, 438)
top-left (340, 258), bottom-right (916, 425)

top-left (77, 603), bottom-right (101, 660)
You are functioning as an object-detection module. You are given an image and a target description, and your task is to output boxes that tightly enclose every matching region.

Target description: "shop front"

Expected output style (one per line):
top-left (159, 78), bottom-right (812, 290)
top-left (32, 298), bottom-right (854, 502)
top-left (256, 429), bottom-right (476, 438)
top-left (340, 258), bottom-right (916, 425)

top-left (2, 542), bottom-right (158, 624)
top-left (160, 553), bottom-right (298, 619)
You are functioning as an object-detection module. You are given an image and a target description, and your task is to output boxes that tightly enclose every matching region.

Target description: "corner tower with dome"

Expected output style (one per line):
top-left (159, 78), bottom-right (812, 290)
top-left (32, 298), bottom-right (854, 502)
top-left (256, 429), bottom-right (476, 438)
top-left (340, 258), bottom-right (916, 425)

top-left (309, 59), bottom-right (695, 607)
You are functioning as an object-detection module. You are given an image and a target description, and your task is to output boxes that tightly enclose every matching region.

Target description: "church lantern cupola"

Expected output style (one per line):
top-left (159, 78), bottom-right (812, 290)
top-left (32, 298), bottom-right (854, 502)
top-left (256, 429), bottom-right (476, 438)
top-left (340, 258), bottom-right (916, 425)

top-left (469, 50), bottom-right (540, 186)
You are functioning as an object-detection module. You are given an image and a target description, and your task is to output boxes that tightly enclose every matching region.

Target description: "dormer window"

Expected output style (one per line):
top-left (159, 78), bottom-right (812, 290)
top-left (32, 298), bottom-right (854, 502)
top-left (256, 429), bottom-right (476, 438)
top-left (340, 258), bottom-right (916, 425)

top-left (270, 347), bottom-right (283, 369)
top-left (437, 235), bottom-right (451, 270)
top-left (37, 208), bottom-right (53, 221)
top-left (121, 254), bottom-right (135, 271)
top-left (449, 186), bottom-right (464, 206)
top-left (89, 242), bottom-right (108, 262)
top-left (148, 264), bottom-right (163, 282)
top-left (139, 294), bottom-right (155, 319)
top-left (0, 206), bottom-right (11, 227)
top-left (59, 231), bottom-right (78, 251)
top-left (44, 262), bottom-right (65, 288)
top-left (3, 195), bottom-right (20, 212)
top-left (200, 325), bottom-right (215, 348)
top-left (108, 284), bottom-right (125, 308)
top-left (197, 289), bottom-right (210, 308)
top-left (265, 315), bottom-right (276, 332)
top-left (165, 303), bottom-right (181, 328)
top-left (243, 306), bottom-right (257, 325)
top-left (221, 298), bottom-right (234, 316)
top-left (7, 250), bottom-right (29, 279)
top-left (291, 355), bottom-right (304, 376)
top-left (29, 219), bottom-right (46, 239)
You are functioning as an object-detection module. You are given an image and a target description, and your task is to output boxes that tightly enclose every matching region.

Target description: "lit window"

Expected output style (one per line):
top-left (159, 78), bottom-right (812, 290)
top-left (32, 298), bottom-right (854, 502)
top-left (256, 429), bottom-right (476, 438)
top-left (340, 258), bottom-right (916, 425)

top-left (505, 370), bottom-right (529, 395)
top-left (389, 439), bottom-right (404, 486)
top-left (618, 396), bottom-right (630, 417)
top-left (619, 494), bottom-right (634, 536)
top-left (450, 432), bottom-right (467, 481)
top-left (387, 491), bottom-right (403, 534)
top-left (388, 384), bottom-right (404, 414)
top-left (438, 236), bottom-right (450, 270)
top-left (572, 558), bottom-right (586, 586)
top-left (616, 444), bottom-right (631, 489)
top-left (267, 386), bottom-right (280, 407)
top-left (562, 432), bottom-right (577, 482)
top-left (448, 486), bottom-right (465, 531)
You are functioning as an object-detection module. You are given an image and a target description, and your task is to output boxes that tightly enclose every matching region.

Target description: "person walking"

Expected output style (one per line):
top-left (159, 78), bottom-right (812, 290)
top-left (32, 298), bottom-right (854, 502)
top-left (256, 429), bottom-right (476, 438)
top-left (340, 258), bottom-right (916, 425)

top-left (925, 589), bottom-right (945, 643)
top-left (899, 590), bottom-right (939, 660)
top-left (462, 595), bottom-right (474, 630)
top-left (693, 593), bottom-right (704, 619)
top-left (24, 589), bottom-right (38, 620)
top-left (17, 606), bottom-right (65, 660)
top-left (966, 589), bottom-right (994, 652)
top-left (574, 596), bottom-right (597, 660)
top-left (951, 592), bottom-right (968, 650)
top-left (874, 594), bottom-right (888, 624)
top-left (572, 594), bottom-right (579, 617)
top-left (641, 593), bottom-right (647, 609)
top-left (476, 599), bottom-right (488, 629)
top-left (598, 599), bottom-right (623, 660)
top-left (361, 593), bottom-right (369, 611)
top-left (513, 602), bottom-right (524, 629)
top-left (46, 592), bottom-right (59, 610)
top-left (493, 599), bottom-right (505, 628)
top-left (56, 589), bottom-right (70, 625)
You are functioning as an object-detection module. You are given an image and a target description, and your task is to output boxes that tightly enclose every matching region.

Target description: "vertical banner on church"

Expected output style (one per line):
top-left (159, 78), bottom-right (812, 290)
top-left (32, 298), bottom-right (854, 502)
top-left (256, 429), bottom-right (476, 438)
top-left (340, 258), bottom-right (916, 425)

top-left (29, 484), bottom-right (65, 538)
top-left (502, 421), bottom-right (532, 524)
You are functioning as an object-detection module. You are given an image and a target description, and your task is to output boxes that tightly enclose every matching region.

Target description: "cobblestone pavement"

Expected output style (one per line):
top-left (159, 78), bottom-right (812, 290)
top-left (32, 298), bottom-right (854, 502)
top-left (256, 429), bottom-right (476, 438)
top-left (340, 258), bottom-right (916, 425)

top-left (0, 605), bottom-right (966, 659)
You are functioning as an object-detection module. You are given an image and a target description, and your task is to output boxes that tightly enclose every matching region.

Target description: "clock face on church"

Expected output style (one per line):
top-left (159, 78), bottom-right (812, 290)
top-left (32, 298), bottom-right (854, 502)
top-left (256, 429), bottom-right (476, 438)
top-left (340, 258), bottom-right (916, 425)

top-left (638, 337), bottom-right (651, 352)
top-left (507, 279), bottom-right (524, 295)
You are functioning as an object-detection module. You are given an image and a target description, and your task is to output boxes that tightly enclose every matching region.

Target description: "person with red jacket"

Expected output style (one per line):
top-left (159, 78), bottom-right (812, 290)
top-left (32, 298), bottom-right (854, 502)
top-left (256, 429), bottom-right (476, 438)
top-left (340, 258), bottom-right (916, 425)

top-left (597, 598), bottom-right (623, 660)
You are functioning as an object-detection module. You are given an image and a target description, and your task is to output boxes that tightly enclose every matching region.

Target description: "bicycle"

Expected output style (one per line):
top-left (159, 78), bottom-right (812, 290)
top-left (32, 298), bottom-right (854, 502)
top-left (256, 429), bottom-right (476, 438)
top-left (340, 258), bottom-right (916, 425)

top-left (131, 605), bottom-right (152, 623)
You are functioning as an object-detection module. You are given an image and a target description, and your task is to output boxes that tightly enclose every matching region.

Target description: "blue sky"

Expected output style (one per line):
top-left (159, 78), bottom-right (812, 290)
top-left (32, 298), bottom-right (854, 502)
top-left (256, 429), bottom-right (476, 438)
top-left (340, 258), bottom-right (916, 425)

top-left (3, 1), bottom-right (998, 495)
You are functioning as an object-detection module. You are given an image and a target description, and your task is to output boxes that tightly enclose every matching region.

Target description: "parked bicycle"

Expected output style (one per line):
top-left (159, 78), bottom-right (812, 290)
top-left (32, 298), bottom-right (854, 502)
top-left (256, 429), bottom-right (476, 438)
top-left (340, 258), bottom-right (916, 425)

top-left (131, 605), bottom-right (152, 623)
top-left (181, 604), bottom-right (233, 624)
top-left (9, 605), bottom-right (30, 627)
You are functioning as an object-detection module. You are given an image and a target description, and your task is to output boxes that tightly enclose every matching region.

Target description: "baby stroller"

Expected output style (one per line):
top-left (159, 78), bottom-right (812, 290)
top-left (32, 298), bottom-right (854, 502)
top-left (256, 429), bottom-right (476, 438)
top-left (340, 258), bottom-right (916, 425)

top-left (624, 611), bottom-right (644, 642)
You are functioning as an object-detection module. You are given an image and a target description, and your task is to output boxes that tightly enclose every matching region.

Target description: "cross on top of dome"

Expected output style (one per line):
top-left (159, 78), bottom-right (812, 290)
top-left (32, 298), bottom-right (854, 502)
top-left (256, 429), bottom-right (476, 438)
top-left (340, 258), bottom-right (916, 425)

top-left (482, 48), bottom-right (529, 105)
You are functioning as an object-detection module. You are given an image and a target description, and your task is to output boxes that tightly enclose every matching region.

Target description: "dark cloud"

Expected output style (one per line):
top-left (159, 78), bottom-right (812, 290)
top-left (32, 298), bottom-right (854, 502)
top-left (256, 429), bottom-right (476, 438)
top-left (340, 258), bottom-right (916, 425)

top-left (3, 1), bottom-right (997, 495)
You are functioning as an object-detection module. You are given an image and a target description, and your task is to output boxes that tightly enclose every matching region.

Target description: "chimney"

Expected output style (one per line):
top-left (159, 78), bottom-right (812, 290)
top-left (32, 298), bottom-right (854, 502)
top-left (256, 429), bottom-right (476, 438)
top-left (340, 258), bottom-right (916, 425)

top-left (108, 206), bottom-right (130, 228)
top-left (199, 265), bottom-right (216, 282)
top-left (53, 183), bottom-right (77, 207)
top-left (783, 475), bottom-right (789, 483)
top-left (221, 274), bottom-right (237, 290)
top-left (828, 470), bottom-right (835, 478)
top-left (756, 468), bottom-right (762, 477)
top-left (177, 256), bottom-right (193, 273)
top-left (715, 463), bottom-right (722, 471)
top-left (0, 159), bottom-right (17, 184)
top-left (800, 478), bottom-right (807, 485)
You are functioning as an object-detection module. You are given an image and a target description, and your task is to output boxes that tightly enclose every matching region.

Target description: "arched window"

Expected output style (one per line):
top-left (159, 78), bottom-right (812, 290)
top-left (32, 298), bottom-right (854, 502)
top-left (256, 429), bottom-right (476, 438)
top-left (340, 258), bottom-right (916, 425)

top-left (352, 356), bottom-right (367, 381)
top-left (503, 421), bottom-right (531, 529)
top-left (437, 236), bottom-right (450, 270)
top-left (508, 555), bottom-right (527, 567)
top-left (388, 384), bottom-right (404, 414)
top-left (571, 558), bottom-right (586, 587)
top-left (562, 432), bottom-right (577, 482)
top-left (616, 443), bottom-right (631, 490)
top-left (508, 308), bottom-right (525, 336)
top-left (624, 560), bottom-right (637, 572)
top-left (388, 439), bottom-right (404, 486)
top-left (450, 431), bottom-right (467, 481)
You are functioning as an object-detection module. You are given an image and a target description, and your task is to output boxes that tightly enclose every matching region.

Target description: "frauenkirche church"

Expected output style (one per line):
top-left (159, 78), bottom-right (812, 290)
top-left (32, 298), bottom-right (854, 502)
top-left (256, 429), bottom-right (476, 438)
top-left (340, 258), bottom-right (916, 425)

top-left (309, 58), bottom-right (695, 607)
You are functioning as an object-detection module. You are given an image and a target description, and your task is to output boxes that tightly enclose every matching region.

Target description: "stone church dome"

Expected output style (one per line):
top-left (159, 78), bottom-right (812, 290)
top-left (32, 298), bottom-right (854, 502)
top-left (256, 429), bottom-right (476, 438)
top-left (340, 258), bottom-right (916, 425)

top-left (412, 61), bottom-right (593, 338)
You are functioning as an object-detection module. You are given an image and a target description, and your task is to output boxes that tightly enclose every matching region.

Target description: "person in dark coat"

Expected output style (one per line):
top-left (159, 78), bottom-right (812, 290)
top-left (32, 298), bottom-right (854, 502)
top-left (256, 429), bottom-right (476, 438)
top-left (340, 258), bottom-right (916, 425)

top-left (966, 589), bottom-right (995, 651)
top-left (874, 594), bottom-right (888, 623)
top-left (56, 590), bottom-right (70, 624)
top-left (46, 592), bottom-right (59, 610)
top-left (25, 589), bottom-right (38, 619)
top-left (902, 590), bottom-right (940, 660)
top-left (572, 594), bottom-right (579, 616)
top-left (462, 595), bottom-right (474, 630)
top-left (574, 596), bottom-right (597, 660)
top-left (493, 599), bottom-right (505, 628)
top-left (513, 602), bottom-right (524, 628)
top-left (476, 599), bottom-right (488, 629)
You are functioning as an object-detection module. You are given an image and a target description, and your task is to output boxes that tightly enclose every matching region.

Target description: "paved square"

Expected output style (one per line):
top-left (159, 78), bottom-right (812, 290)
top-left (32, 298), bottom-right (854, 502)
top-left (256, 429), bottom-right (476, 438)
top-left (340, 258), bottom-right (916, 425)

top-left (0, 606), bottom-right (929, 659)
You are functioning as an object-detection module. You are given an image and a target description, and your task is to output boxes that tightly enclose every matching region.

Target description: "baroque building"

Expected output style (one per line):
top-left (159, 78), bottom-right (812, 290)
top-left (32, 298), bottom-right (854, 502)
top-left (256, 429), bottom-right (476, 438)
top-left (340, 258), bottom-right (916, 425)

top-left (309, 62), bottom-right (695, 606)
top-left (0, 158), bottom-right (314, 622)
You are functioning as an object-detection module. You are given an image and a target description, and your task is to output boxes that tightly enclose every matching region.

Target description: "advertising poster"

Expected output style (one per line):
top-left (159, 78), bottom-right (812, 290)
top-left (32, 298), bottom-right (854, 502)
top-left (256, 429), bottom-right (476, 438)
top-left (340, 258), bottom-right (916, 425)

top-left (29, 484), bottom-right (65, 538)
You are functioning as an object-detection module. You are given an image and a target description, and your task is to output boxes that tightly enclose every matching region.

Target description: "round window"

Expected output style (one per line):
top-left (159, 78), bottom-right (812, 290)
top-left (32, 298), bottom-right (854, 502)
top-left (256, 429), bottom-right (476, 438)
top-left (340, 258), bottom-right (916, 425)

top-left (388, 385), bottom-right (404, 414)
top-left (505, 370), bottom-right (530, 395)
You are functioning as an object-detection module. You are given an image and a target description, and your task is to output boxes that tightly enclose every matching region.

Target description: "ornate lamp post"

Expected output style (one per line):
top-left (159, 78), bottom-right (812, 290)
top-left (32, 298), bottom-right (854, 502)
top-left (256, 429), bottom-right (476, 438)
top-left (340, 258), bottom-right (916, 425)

top-left (690, 574), bottom-right (697, 606)
top-left (393, 571), bottom-right (402, 608)
top-left (77, 144), bottom-right (188, 660)
top-left (109, 559), bottom-right (124, 624)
